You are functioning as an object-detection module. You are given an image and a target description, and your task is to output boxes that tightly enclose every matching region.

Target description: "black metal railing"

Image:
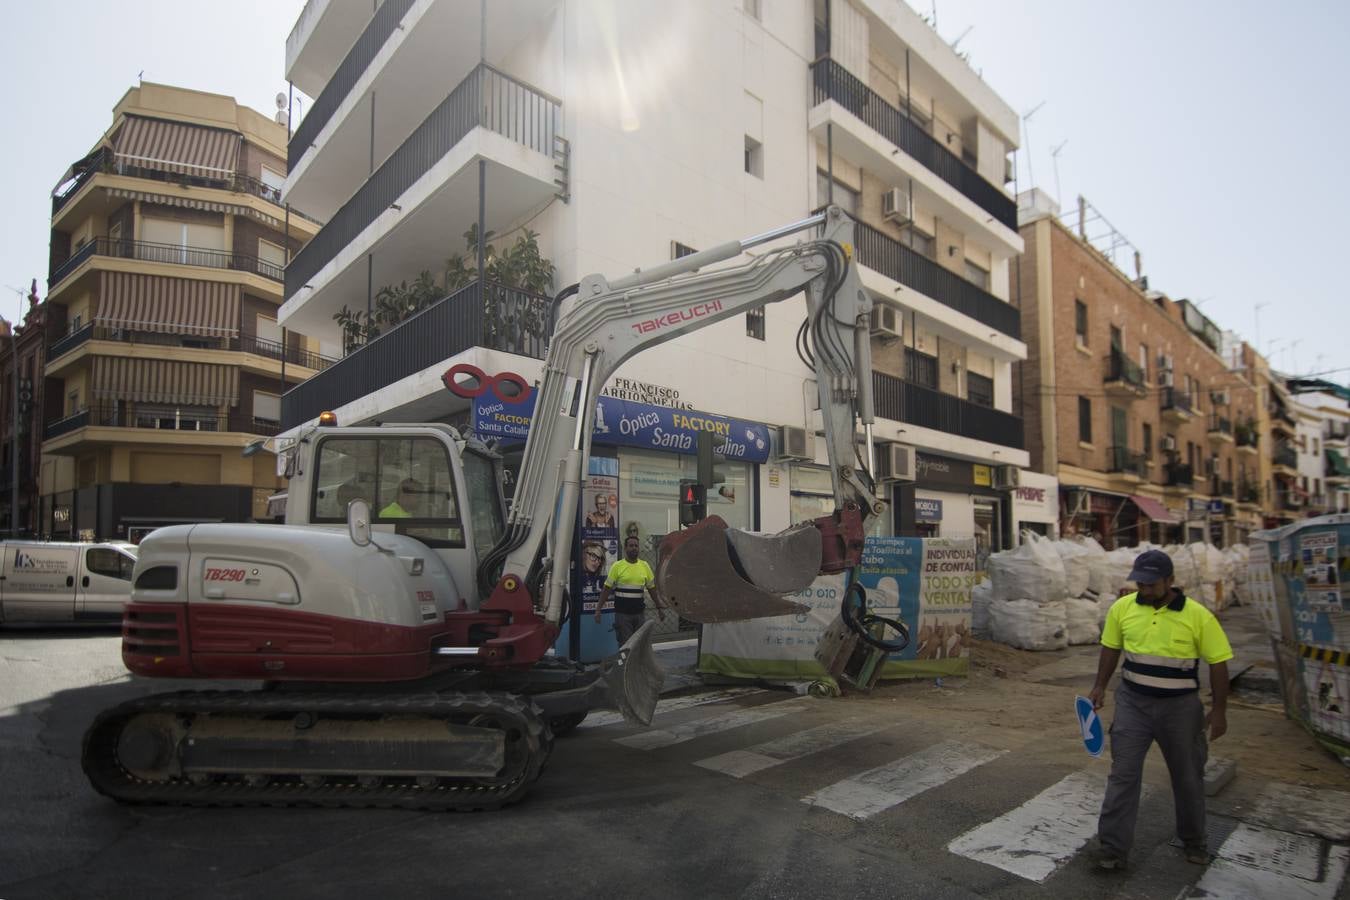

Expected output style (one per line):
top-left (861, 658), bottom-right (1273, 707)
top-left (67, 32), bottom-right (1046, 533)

top-left (1235, 422), bottom-right (1259, 449)
top-left (47, 322), bottom-right (96, 360)
top-left (51, 147), bottom-right (323, 225)
top-left (810, 57), bottom-right (1017, 231)
top-left (1327, 425), bottom-right (1349, 443)
top-left (1208, 415), bottom-right (1232, 437)
top-left (1164, 462), bottom-right (1194, 487)
top-left (1160, 387), bottom-right (1194, 417)
top-left (288, 0), bottom-right (416, 169)
top-left (1211, 478), bottom-right (1234, 497)
top-left (1105, 348), bottom-right (1145, 390)
top-left (871, 372), bottom-right (1023, 449)
top-left (281, 280), bottom-right (552, 428)
top-left (44, 403), bottom-right (278, 441)
top-left (1238, 481), bottom-right (1261, 504)
top-left (1274, 444), bottom-right (1298, 469)
top-left (238, 334), bottom-right (335, 370)
top-left (1108, 446), bottom-right (1148, 478)
top-left (49, 237), bottom-right (284, 289)
top-left (849, 218), bottom-right (1019, 338)
top-left (286, 63), bottom-right (560, 301)
top-left (46, 324), bottom-right (336, 371)
top-left (1277, 490), bottom-right (1305, 511)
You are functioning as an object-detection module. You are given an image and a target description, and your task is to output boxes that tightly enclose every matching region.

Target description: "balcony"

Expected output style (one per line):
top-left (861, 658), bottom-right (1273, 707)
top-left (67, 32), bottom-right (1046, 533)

top-left (1160, 387), bottom-right (1195, 423)
top-left (48, 237), bottom-right (283, 292)
top-left (1270, 406), bottom-right (1296, 437)
top-left (1107, 446), bottom-right (1148, 481)
top-left (1164, 462), bottom-right (1194, 491)
top-left (849, 217), bottom-right (1018, 339)
top-left (1210, 478), bottom-right (1234, 498)
top-left (281, 280), bottom-right (550, 428)
top-left (1235, 421), bottom-right (1260, 455)
top-left (1326, 425), bottom-right (1349, 448)
top-left (1277, 489), bottom-right (1305, 512)
top-left (45, 403), bottom-right (278, 443)
top-left (1273, 444), bottom-right (1298, 475)
top-left (46, 323), bottom-right (337, 372)
top-left (281, 63), bottom-right (561, 338)
top-left (1207, 415), bottom-right (1233, 444)
top-left (871, 372), bottom-right (1023, 450)
top-left (1103, 349), bottom-right (1146, 397)
top-left (1327, 448), bottom-right (1350, 484)
top-left (1237, 481), bottom-right (1261, 509)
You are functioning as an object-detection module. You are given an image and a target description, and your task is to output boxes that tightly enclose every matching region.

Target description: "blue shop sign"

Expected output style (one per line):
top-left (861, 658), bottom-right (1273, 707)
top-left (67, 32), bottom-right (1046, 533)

top-left (915, 498), bottom-right (944, 522)
top-left (1207, 499), bottom-right (1225, 514)
top-left (472, 394), bottom-right (771, 464)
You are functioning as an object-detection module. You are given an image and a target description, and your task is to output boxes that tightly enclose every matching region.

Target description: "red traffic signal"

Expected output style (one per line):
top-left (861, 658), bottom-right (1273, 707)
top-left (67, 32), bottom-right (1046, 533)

top-left (678, 479), bottom-right (706, 526)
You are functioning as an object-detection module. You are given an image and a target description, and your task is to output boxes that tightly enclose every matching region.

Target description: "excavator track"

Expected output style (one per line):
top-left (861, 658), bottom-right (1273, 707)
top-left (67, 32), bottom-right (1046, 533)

top-left (82, 690), bottom-right (552, 812)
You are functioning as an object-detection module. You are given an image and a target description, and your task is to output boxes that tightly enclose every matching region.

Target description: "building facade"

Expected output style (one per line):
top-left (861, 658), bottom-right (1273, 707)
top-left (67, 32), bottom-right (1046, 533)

top-left (39, 83), bottom-right (332, 541)
top-left (1017, 194), bottom-right (1264, 548)
top-left (278, 0), bottom-right (1028, 565)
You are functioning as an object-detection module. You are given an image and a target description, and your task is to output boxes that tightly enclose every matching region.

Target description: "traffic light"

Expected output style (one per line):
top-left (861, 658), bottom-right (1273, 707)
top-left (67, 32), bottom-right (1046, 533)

top-left (678, 479), bottom-right (706, 527)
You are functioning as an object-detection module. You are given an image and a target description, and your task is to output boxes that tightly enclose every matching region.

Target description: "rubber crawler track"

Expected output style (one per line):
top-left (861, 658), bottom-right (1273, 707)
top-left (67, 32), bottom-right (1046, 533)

top-left (82, 690), bottom-right (553, 812)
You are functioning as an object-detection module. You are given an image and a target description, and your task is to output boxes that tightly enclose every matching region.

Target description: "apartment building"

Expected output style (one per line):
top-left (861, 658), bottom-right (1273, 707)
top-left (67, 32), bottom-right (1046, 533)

top-left (277, 0), bottom-right (1028, 564)
top-left (1018, 193), bottom-right (1262, 548)
top-left (1283, 379), bottom-right (1350, 518)
top-left (0, 283), bottom-right (53, 535)
top-left (39, 83), bottom-right (331, 541)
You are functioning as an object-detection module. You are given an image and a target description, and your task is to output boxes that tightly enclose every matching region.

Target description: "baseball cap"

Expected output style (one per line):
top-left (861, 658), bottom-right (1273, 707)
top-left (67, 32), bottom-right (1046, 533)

top-left (1128, 549), bottom-right (1173, 585)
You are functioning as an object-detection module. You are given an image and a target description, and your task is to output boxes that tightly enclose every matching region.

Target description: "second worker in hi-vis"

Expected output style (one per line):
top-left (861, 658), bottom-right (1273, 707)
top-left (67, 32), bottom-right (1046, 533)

top-left (1087, 549), bottom-right (1233, 872)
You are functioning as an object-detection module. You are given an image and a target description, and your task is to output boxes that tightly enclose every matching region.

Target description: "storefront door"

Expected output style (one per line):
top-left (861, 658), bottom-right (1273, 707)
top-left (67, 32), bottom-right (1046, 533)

top-left (973, 497), bottom-right (1002, 571)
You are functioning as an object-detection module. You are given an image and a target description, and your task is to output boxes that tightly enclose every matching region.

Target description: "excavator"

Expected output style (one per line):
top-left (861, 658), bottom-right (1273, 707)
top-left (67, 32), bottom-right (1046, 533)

top-left (82, 206), bottom-right (897, 810)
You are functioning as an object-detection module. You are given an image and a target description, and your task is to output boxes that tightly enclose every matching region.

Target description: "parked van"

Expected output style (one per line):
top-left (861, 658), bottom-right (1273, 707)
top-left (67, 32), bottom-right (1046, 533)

top-left (0, 541), bottom-right (138, 625)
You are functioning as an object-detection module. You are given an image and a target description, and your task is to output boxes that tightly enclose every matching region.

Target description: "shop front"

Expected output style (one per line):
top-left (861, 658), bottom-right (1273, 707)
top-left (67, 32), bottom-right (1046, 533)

top-left (1012, 471), bottom-right (1059, 541)
top-left (1062, 487), bottom-right (1136, 549)
top-left (911, 452), bottom-right (1011, 569)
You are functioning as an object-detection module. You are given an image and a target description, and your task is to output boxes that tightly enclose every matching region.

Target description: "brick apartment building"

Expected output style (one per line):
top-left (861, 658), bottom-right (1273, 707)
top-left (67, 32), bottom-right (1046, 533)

top-left (1018, 192), bottom-right (1263, 547)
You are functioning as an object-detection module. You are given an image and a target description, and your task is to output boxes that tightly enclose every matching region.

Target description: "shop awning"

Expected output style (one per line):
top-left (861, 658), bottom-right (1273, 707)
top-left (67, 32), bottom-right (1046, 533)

top-left (113, 115), bottom-right (241, 178)
top-left (96, 271), bottom-right (240, 337)
top-left (105, 186), bottom-right (255, 219)
top-left (91, 356), bottom-right (239, 406)
top-left (1130, 494), bottom-right (1178, 524)
top-left (1328, 449), bottom-right (1350, 477)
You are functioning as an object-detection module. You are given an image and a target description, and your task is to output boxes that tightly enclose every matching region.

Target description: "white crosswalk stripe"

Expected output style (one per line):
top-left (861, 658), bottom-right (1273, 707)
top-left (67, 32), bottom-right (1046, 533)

top-left (801, 740), bottom-right (1006, 821)
top-left (947, 769), bottom-right (1120, 882)
top-left (693, 717), bottom-right (894, 778)
top-left (1184, 824), bottom-right (1350, 899)
top-left (577, 688), bottom-right (767, 731)
top-left (615, 700), bottom-right (809, 751)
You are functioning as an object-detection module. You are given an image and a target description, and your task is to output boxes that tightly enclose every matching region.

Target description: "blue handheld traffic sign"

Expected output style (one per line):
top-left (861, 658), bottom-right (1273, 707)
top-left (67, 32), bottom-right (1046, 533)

top-left (1075, 695), bottom-right (1105, 757)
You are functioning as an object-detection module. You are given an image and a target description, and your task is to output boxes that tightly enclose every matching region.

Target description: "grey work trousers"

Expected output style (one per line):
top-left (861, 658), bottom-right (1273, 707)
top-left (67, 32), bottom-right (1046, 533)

top-left (1097, 684), bottom-right (1208, 859)
top-left (613, 611), bottom-right (646, 647)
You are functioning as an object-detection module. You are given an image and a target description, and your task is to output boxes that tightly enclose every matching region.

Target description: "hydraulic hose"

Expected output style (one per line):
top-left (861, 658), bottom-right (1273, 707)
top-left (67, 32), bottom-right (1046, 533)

top-left (840, 579), bottom-right (911, 653)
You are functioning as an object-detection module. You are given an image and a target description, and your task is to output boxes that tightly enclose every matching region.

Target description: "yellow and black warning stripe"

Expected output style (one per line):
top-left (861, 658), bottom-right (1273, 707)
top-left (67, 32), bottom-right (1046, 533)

top-left (1299, 643), bottom-right (1350, 667)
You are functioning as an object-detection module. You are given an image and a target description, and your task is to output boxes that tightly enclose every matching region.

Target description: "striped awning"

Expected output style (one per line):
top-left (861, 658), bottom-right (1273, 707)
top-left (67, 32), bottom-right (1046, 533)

top-left (96, 271), bottom-right (240, 337)
top-left (104, 188), bottom-right (283, 229)
top-left (113, 115), bottom-right (241, 178)
top-left (92, 356), bottom-right (239, 406)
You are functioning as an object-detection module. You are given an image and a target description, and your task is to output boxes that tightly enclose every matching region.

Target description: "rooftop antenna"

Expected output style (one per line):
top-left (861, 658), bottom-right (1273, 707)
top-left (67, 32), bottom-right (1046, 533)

top-left (950, 25), bottom-right (973, 51)
top-left (1021, 101), bottom-right (1046, 189)
top-left (1049, 138), bottom-right (1067, 204)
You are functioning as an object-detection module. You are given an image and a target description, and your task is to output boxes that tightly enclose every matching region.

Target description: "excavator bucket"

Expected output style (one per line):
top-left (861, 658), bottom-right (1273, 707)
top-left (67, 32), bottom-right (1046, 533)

top-left (597, 620), bottom-right (664, 726)
top-left (656, 516), bottom-right (818, 623)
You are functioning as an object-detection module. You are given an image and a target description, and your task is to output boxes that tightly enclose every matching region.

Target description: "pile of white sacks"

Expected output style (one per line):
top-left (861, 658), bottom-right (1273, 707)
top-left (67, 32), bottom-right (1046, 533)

top-left (972, 533), bottom-right (1250, 651)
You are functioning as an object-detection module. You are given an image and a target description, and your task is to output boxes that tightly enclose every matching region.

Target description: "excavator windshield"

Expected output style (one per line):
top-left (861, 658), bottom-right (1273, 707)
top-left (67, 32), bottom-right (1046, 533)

top-left (461, 448), bottom-right (506, 566)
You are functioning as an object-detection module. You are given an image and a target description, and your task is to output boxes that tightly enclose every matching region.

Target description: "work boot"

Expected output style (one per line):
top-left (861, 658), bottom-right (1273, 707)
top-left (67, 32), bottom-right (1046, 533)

top-left (1184, 844), bottom-right (1212, 865)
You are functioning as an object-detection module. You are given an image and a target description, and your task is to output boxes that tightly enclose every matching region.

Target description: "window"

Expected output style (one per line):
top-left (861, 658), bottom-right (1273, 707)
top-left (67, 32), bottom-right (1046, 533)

top-left (256, 314), bottom-right (282, 345)
top-left (1109, 325), bottom-right (1123, 351)
top-left (1139, 344), bottom-right (1149, 382)
top-left (1078, 397), bottom-right (1092, 443)
top-left (746, 308), bottom-right (765, 341)
top-left (461, 449), bottom-right (507, 565)
top-left (813, 1), bottom-right (828, 58)
top-left (904, 226), bottom-right (935, 258)
top-left (1074, 301), bottom-right (1088, 346)
top-left (134, 404), bottom-right (218, 431)
top-left (311, 436), bottom-right (463, 547)
top-left (258, 238), bottom-right (286, 277)
top-left (1142, 422), bottom-right (1153, 459)
top-left (1314, 437), bottom-right (1321, 454)
top-left (260, 165), bottom-right (285, 203)
top-left (744, 135), bottom-right (763, 178)
top-left (905, 347), bottom-right (938, 389)
top-left (67, 390), bottom-right (81, 416)
top-left (963, 259), bottom-right (989, 290)
top-left (815, 170), bottom-right (858, 216)
top-left (966, 372), bottom-right (993, 407)
top-left (253, 391), bottom-right (281, 425)
top-left (87, 548), bottom-right (135, 581)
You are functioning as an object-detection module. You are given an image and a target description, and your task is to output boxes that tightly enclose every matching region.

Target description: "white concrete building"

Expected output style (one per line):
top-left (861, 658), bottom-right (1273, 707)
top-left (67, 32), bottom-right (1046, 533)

top-left (278, 0), bottom-right (1027, 555)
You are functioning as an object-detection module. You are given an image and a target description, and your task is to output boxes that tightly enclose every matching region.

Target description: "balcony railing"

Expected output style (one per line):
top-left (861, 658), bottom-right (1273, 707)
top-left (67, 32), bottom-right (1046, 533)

top-left (46, 324), bottom-right (336, 371)
top-left (1164, 462), bottom-right (1194, 487)
top-left (51, 147), bottom-right (323, 225)
top-left (286, 63), bottom-right (561, 300)
top-left (871, 372), bottom-right (1023, 449)
top-left (1273, 445), bottom-right (1298, 469)
top-left (849, 218), bottom-right (1019, 339)
top-left (49, 237), bottom-right (283, 290)
top-left (1238, 481), bottom-right (1261, 504)
top-left (1160, 387), bottom-right (1194, 417)
top-left (288, 0), bottom-right (416, 169)
top-left (1210, 478), bottom-right (1234, 498)
top-left (1235, 422), bottom-right (1259, 449)
top-left (44, 403), bottom-right (278, 441)
top-left (1207, 415), bottom-right (1232, 437)
top-left (281, 280), bottom-right (552, 428)
top-left (1108, 446), bottom-right (1148, 478)
top-left (1105, 348), bottom-right (1145, 390)
top-left (810, 57), bottom-right (1017, 232)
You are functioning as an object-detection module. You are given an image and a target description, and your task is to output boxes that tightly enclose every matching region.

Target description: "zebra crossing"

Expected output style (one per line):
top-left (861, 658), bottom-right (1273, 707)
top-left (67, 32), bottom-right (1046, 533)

top-left (581, 688), bottom-right (1350, 895)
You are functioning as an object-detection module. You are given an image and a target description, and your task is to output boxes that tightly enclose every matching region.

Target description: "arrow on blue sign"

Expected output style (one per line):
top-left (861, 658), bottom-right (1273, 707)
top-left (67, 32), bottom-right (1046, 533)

top-left (1074, 695), bottom-right (1105, 757)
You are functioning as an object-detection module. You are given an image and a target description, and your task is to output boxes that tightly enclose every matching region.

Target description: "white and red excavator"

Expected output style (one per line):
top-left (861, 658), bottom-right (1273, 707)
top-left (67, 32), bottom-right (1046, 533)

top-left (82, 206), bottom-right (899, 810)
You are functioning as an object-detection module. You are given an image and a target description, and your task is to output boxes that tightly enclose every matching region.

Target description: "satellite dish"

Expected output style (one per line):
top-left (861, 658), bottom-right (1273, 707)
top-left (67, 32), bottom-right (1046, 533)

top-left (275, 92), bottom-right (287, 110)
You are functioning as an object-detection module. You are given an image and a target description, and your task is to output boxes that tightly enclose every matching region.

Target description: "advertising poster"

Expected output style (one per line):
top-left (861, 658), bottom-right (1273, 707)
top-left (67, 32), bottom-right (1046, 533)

top-left (558, 457), bottom-right (621, 663)
top-left (698, 537), bottom-right (974, 681)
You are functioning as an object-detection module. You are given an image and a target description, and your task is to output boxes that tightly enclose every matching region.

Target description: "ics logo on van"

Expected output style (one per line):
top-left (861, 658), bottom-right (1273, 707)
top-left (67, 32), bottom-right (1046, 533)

top-left (14, 549), bottom-right (71, 573)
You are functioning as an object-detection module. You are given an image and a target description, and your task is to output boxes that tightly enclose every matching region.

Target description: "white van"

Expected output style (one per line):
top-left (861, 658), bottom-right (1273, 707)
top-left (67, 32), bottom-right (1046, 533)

top-left (0, 541), bottom-right (138, 625)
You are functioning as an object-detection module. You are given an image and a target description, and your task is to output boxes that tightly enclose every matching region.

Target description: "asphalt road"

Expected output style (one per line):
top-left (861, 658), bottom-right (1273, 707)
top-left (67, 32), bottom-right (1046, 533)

top-left (2, 628), bottom-right (1349, 899)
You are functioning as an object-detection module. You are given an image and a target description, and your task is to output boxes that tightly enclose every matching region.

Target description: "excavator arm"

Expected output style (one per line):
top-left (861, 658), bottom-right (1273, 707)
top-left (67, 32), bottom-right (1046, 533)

top-left (478, 206), bottom-right (885, 632)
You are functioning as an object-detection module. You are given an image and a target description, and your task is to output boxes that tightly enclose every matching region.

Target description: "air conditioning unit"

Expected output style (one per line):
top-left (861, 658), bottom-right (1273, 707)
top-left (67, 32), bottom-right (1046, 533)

top-left (1161, 435), bottom-right (1178, 452)
top-left (1210, 389), bottom-right (1230, 406)
top-left (1158, 370), bottom-right (1174, 388)
top-left (882, 187), bottom-right (913, 225)
top-left (1067, 490), bottom-right (1090, 516)
top-left (869, 305), bottom-right (902, 342)
top-left (875, 443), bottom-right (916, 482)
top-left (992, 465), bottom-right (1020, 490)
top-left (776, 425), bottom-right (815, 461)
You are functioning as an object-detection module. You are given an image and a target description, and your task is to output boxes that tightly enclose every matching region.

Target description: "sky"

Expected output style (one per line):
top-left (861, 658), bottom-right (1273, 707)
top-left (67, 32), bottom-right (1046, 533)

top-left (2, 0), bottom-right (1347, 383)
